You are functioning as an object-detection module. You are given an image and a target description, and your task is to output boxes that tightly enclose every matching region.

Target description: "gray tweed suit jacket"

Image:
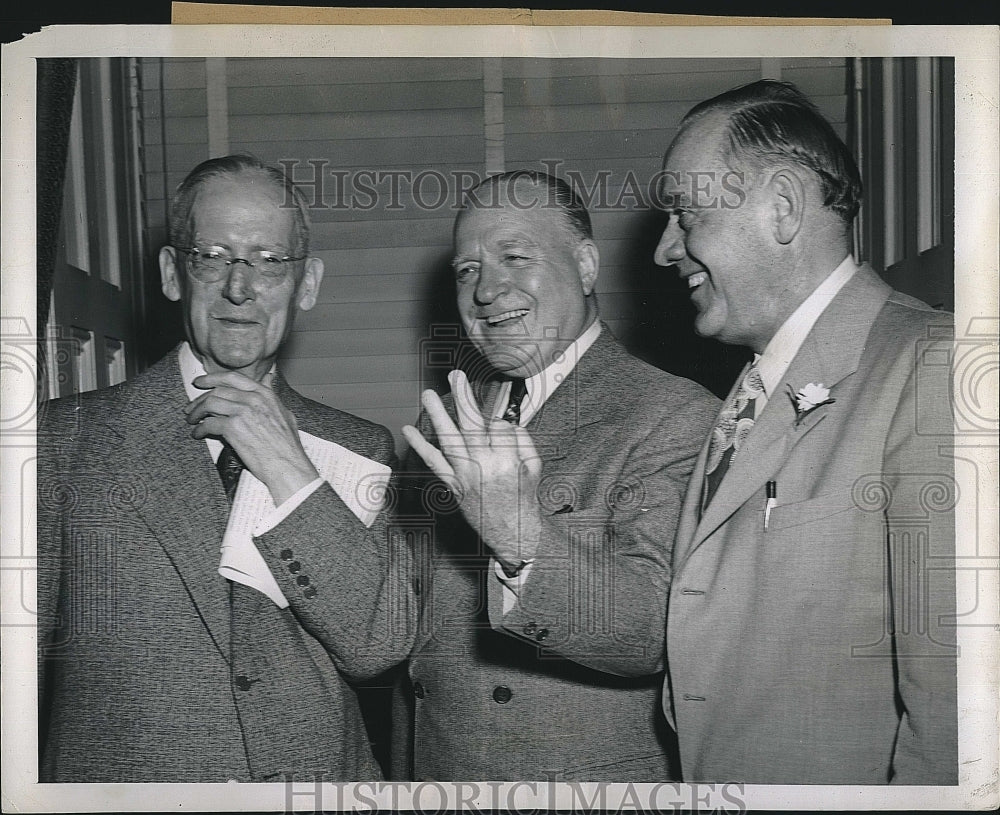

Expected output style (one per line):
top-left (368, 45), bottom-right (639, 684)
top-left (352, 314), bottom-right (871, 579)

top-left (37, 346), bottom-right (414, 782)
top-left (393, 327), bottom-right (719, 781)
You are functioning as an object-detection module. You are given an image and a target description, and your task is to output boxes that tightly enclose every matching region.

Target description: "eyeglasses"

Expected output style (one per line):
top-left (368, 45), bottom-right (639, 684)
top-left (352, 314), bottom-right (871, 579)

top-left (173, 246), bottom-right (306, 282)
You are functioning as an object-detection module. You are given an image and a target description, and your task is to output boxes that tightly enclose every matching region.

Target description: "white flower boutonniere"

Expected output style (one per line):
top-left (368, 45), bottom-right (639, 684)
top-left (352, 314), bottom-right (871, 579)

top-left (787, 382), bottom-right (835, 425)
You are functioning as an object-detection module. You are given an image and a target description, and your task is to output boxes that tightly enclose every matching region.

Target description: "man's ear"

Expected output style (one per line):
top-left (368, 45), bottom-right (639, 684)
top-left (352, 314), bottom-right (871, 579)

top-left (295, 256), bottom-right (325, 312)
top-left (159, 246), bottom-right (183, 302)
top-left (574, 240), bottom-right (600, 296)
top-left (769, 169), bottom-right (805, 245)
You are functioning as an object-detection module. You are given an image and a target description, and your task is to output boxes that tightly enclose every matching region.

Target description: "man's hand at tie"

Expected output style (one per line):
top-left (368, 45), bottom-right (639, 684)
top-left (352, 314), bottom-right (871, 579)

top-left (184, 371), bottom-right (319, 506)
top-left (402, 370), bottom-right (544, 574)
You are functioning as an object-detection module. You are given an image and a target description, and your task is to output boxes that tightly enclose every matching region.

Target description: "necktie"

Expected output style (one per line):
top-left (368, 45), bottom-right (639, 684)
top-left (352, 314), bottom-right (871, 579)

top-left (501, 378), bottom-right (528, 425)
top-left (702, 362), bottom-right (764, 511)
top-left (216, 442), bottom-right (245, 504)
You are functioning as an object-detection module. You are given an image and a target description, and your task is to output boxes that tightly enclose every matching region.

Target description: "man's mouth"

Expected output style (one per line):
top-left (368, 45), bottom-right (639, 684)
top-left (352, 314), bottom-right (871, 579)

top-left (686, 272), bottom-right (708, 290)
top-left (214, 316), bottom-right (259, 326)
top-left (485, 308), bottom-right (529, 326)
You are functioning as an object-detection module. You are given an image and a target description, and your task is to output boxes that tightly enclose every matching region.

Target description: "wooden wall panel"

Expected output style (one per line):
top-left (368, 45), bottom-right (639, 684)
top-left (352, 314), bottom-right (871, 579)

top-left (136, 56), bottom-right (848, 445)
top-left (501, 57), bottom-right (848, 398)
top-left (224, 58), bottom-right (483, 441)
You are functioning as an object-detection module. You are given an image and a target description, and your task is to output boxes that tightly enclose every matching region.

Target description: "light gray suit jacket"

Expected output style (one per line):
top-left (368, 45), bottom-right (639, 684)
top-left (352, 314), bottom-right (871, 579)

top-left (394, 327), bottom-right (719, 781)
top-left (664, 266), bottom-right (957, 784)
top-left (37, 346), bottom-right (414, 782)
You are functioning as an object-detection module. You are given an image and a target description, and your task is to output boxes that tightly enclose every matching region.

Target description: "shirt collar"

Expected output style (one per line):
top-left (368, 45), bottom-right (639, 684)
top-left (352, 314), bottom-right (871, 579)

top-left (493, 319), bottom-right (603, 424)
top-left (755, 255), bottom-right (858, 398)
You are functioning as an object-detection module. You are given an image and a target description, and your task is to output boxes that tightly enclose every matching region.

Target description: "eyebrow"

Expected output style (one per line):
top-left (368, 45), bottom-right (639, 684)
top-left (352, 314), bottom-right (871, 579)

top-left (192, 239), bottom-right (292, 253)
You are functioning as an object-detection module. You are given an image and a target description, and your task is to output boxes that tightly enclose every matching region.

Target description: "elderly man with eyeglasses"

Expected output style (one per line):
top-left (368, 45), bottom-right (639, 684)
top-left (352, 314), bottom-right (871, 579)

top-left (37, 154), bottom-right (414, 783)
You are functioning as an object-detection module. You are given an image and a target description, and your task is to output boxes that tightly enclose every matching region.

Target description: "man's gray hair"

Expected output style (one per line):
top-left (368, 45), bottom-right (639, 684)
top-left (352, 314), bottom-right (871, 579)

top-left (168, 153), bottom-right (312, 254)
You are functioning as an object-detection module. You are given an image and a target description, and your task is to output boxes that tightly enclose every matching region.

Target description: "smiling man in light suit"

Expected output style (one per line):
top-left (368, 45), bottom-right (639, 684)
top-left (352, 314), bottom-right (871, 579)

top-left (654, 80), bottom-right (957, 784)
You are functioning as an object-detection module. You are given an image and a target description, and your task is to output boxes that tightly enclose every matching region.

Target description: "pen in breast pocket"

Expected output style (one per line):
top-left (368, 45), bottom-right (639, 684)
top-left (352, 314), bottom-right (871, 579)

top-left (764, 481), bottom-right (777, 531)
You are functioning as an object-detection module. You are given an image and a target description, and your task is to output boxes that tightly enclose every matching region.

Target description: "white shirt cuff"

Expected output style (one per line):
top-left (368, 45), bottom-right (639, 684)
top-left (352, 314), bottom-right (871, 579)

top-left (493, 557), bottom-right (536, 615)
top-left (253, 477), bottom-right (325, 536)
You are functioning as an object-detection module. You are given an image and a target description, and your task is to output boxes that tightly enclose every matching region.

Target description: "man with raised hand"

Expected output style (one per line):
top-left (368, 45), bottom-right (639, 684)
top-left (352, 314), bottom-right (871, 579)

top-left (396, 170), bottom-right (718, 781)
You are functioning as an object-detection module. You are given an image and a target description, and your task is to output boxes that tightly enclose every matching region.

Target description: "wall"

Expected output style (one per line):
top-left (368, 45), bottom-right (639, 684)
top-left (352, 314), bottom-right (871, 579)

top-left (138, 57), bottom-right (850, 445)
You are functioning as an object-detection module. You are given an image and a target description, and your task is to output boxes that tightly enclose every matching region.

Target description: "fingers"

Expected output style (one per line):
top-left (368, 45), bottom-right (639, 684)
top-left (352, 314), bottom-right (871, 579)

top-left (448, 370), bottom-right (488, 436)
top-left (192, 372), bottom-right (261, 392)
top-left (184, 391), bottom-right (246, 425)
top-left (401, 425), bottom-right (458, 489)
top-left (420, 388), bottom-right (470, 461)
top-left (189, 415), bottom-right (227, 440)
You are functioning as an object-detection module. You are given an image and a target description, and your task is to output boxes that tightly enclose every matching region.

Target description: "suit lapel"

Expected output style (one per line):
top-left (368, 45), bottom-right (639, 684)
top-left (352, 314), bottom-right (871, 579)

top-left (678, 265), bottom-right (893, 563)
top-left (111, 349), bottom-right (234, 663)
top-left (527, 326), bottom-right (620, 468)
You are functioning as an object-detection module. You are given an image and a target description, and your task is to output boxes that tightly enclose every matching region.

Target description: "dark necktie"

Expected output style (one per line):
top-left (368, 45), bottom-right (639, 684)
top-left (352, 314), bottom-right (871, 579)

top-left (501, 378), bottom-right (528, 425)
top-left (216, 442), bottom-right (245, 504)
top-left (702, 362), bottom-right (764, 511)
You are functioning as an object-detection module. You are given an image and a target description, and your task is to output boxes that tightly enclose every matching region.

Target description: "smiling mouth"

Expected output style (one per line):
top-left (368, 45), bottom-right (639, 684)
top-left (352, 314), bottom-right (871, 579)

top-left (686, 272), bottom-right (708, 290)
top-left (485, 308), bottom-right (529, 326)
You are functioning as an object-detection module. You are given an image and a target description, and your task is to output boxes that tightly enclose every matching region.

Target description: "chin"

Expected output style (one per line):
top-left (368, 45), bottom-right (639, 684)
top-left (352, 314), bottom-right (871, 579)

top-left (693, 310), bottom-right (727, 342)
top-left (209, 349), bottom-right (266, 373)
top-left (478, 346), bottom-right (537, 378)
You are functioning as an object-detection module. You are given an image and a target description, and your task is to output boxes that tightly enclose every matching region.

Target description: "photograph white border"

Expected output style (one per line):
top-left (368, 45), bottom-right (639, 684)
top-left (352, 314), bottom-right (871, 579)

top-left (2, 22), bottom-right (997, 813)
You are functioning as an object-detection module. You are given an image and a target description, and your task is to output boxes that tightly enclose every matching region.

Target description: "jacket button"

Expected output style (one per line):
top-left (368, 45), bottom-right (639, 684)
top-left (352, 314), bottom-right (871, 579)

top-left (234, 675), bottom-right (253, 691)
top-left (303, 586), bottom-right (317, 599)
top-left (413, 681), bottom-right (425, 699)
top-left (288, 560), bottom-right (301, 574)
top-left (523, 622), bottom-right (537, 636)
top-left (296, 575), bottom-right (310, 586)
top-left (535, 628), bottom-right (549, 643)
top-left (492, 685), bottom-right (512, 704)
top-left (279, 549), bottom-right (293, 561)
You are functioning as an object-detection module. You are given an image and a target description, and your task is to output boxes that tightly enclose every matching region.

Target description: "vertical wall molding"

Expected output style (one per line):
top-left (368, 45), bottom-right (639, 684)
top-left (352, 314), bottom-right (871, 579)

top-left (882, 59), bottom-right (899, 267)
top-left (760, 58), bottom-right (782, 80)
top-left (206, 57), bottom-right (229, 157)
top-left (483, 57), bottom-right (504, 175)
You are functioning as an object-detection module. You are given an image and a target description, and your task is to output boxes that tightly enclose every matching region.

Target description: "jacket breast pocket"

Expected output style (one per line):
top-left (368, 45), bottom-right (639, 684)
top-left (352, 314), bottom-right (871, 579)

top-left (765, 491), bottom-right (854, 532)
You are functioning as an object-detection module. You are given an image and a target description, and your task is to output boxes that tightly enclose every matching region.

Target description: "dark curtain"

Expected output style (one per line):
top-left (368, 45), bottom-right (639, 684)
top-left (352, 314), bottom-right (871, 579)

top-left (36, 58), bottom-right (77, 339)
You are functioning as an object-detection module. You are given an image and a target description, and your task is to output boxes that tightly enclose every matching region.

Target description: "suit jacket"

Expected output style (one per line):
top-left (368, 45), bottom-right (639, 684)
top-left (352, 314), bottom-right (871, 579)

top-left (664, 265), bottom-right (957, 784)
top-left (393, 327), bottom-right (719, 781)
top-left (37, 346), bottom-right (414, 782)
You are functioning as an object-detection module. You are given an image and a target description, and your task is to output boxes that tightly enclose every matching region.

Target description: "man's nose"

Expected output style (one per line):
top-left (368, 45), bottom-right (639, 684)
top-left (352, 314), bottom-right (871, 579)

top-left (222, 261), bottom-right (255, 304)
top-left (653, 219), bottom-right (687, 267)
top-left (474, 261), bottom-right (509, 305)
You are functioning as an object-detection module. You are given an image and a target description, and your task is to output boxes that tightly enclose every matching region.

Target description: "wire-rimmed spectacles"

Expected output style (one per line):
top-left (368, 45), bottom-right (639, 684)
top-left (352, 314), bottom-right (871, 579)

top-left (172, 246), bottom-right (306, 282)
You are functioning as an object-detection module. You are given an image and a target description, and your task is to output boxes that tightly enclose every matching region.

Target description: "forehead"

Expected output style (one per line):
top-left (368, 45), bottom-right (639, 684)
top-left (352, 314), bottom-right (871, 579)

top-left (190, 173), bottom-right (293, 236)
top-left (455, 193), bottom-right (574, 248)
top-left (660, 113), bottom-right (731, 200)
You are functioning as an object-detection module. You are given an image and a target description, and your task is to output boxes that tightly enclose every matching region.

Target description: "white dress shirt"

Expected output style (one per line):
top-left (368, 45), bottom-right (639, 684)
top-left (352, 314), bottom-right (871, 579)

top-left (487, 319), bottom-right (603, 611)
top-left (753, 254), bottom-right (859, 409)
